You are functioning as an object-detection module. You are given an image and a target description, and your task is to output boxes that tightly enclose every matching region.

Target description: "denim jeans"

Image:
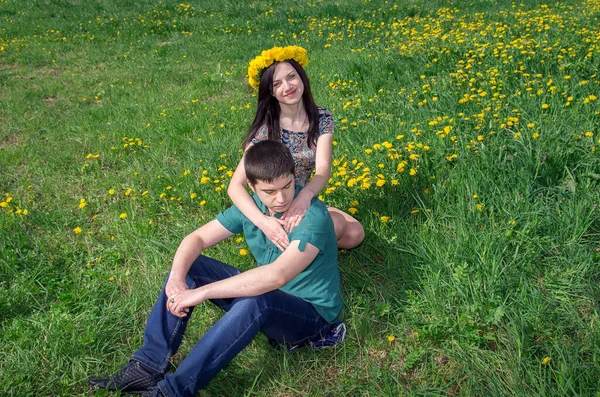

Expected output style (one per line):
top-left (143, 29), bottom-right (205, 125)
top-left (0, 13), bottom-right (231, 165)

top-left (131, 255), bottom-right (331, 397)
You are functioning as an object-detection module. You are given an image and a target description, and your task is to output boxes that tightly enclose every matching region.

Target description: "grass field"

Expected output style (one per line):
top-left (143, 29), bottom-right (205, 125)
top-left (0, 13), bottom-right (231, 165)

top-left (1, 0), bottom-right (599, 395)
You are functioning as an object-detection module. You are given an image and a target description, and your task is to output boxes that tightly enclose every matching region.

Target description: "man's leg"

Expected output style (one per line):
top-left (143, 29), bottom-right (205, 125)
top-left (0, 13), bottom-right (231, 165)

top-left (132, 255), bottom-right (242, 373)
top-left (89, 255), bottom-right (241, 392)
top-left (156, 289), bottom-right (331, 397)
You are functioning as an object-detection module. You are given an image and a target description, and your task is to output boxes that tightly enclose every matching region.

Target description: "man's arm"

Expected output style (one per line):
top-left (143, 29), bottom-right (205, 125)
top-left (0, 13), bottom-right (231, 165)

top-left (165, 220), bottom-right (234, 301)
top-left (168, 240), bottom-right (320, 317)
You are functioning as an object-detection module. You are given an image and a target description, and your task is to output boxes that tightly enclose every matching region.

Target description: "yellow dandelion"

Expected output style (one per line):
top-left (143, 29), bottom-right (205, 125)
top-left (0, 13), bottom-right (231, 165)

top-left (190, 193), bottom-right (197, 199)
top-left (73, 227), bottom-right (82, 234)
top-left (348, 207), bottom-right (358, 215)
top-left (79, 198), bottom-right (86, 209)
top-left (0, 202), bottom-right (8, 208)
top-left (119, 213), bottom-right (127, 219)
top-left (541, 357), bottom-right (552, 365)
top-left (409, 168), bottom-right (418, 176)
top-left (199, 200), bottom-right (206, 206)
top-left (541, 103), bottom-right (549, 109)
top-left (239, 249), bottom-right (248, 256)
top-left (387, 335), bottom-right (395, 342)
top-left (108, 189), bottom-right (115, 195)
top-left (380, 216), bottom-right (390, 223)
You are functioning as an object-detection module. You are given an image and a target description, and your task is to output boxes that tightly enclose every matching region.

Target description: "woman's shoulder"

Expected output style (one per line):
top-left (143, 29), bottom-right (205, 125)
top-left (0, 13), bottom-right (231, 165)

top-left (317, 107), bottom-right (332, 117)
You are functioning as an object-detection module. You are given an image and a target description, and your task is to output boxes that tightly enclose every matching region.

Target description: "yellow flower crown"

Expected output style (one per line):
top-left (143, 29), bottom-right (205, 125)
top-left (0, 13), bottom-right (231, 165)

top-left (247, 46), bottom-right (309, 90)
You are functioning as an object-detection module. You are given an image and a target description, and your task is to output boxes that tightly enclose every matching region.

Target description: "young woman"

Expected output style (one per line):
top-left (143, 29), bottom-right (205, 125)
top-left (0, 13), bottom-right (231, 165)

top-left (228, 46), bottom-right (364, 251)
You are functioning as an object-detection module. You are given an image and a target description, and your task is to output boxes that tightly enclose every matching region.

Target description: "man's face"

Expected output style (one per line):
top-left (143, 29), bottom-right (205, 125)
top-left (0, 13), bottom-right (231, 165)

top-left (249, 174), bottom-right (295, 215)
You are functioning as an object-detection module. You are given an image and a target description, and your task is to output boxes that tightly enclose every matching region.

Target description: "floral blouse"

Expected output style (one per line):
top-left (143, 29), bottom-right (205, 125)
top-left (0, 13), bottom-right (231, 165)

top-left (251, 107), bottom-right (334, 186)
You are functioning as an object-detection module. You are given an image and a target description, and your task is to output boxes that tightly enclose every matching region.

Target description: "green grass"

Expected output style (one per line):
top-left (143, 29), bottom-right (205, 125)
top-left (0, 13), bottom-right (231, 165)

top-left (1, 0), bottom-right (599, 395)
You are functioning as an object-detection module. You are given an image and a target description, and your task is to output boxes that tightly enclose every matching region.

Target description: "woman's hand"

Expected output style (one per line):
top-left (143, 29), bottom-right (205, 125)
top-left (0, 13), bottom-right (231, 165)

top-left (167, 289), bottom-right (204, 318)
top-left (258, 215), bottom-right (289, 251)
top-left (282, 191), bottom-right (312, 233)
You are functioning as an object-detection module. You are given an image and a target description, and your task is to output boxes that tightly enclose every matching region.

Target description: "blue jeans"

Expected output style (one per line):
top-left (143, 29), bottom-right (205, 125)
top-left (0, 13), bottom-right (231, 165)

top-left (131, 255), bottom-right (331, 397)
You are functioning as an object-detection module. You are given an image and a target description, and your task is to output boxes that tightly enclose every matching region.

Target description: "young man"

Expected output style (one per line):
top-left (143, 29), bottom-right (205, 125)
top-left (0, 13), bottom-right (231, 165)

top-left (88, 140), bottom-right (345, 397)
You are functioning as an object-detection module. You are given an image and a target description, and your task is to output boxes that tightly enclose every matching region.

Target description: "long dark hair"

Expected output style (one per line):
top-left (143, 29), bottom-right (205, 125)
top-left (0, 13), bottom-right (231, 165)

top-left (242, 59), bottom-right (319, 149)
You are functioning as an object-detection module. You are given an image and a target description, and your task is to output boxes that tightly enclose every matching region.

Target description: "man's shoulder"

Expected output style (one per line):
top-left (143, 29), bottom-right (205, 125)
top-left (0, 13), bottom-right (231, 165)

top-left (302, 198), bottom-right (333, 230)
top-left (215, 203), bottom-right (251, 233)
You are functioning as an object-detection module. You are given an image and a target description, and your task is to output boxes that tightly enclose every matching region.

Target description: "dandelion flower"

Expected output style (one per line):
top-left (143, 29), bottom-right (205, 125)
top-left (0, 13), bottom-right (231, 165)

top-left (108, 189), bottom-right (115, 195)
top-left (542, 103), bottom-right (549, 109)
top-left (239, 249), bottom-right (248, 256)
top-left (120, 213), bottom-right (127, 219)
top-left (0, 202), bottom-right (7, 208)
top-left (542, 357), bottom-right (552, 365)
top-left (73, 227), bottom-right (82, 234)
top-left (348, 207), bottom-right (358, 215)
top-left (387, 335), bottom-right (395, 342)
top-left (380, 216), bottom-right (390, 223)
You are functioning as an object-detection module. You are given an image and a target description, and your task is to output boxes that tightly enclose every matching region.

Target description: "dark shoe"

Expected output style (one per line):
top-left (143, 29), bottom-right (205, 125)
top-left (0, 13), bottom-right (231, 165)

top-left (309, 321), bottom-right (347, 349)
top-left (142, 387), bottom-right (165, 397)
top-left (88, 360), bottom-right (163, 394)
top-left (269, 321), bottom-right (347, 351)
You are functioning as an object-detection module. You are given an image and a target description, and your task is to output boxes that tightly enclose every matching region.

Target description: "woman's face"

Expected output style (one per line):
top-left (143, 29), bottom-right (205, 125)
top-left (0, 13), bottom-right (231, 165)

top-left (271, 62), bottom-right (304, 106)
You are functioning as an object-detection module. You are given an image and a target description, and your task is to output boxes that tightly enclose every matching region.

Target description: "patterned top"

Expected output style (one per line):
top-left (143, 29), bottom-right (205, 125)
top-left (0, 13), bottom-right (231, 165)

top-left (251, 107), bottom-right (334, 186)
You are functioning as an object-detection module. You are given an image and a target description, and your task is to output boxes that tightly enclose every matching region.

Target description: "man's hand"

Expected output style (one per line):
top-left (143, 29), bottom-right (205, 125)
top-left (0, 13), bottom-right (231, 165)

top-left (281, 191), bottom-right (311, 233)
top-left (165, 277), bottom-right (188, 301)
top-left (167, 289), bottom-right (206, 318)
top-left (258, 215), bottom-right (289, 251)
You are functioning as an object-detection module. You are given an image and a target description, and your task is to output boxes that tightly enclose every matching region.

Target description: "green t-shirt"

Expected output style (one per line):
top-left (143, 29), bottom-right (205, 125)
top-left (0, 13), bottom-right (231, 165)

top-left (215, 187), bottom-right (343, 323)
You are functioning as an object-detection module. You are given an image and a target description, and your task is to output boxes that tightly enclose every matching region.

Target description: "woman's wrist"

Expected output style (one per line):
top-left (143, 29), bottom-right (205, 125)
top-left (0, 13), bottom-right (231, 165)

top-left (299, 186), bottom-right (315, 200)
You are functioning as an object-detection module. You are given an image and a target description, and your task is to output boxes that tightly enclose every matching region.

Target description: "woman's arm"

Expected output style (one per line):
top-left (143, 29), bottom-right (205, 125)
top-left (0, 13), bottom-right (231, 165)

top-left (282, 133), bottom-right (333, 231)
top-left (227, 150), bottom-right (290, 251)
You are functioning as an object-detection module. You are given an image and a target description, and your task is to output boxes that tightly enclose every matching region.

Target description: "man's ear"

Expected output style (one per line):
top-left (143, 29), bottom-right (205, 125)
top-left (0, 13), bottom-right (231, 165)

top-left (247, 181), bottom-right (255, 193)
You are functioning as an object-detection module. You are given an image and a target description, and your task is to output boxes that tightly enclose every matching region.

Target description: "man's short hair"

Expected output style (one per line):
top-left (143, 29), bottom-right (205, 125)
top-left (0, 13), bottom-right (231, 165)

top-left (245, 140), bottom-right (295, 185)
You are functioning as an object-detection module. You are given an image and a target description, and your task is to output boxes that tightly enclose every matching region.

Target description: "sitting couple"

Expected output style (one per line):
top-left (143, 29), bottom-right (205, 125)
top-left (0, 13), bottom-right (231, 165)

top-left (89, 140), bottom-right (346, 396)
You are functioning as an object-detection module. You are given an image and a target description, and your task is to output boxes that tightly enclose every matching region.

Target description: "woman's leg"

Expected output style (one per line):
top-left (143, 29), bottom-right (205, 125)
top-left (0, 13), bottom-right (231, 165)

top-left (328, 207), bottom-right (365, 249)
